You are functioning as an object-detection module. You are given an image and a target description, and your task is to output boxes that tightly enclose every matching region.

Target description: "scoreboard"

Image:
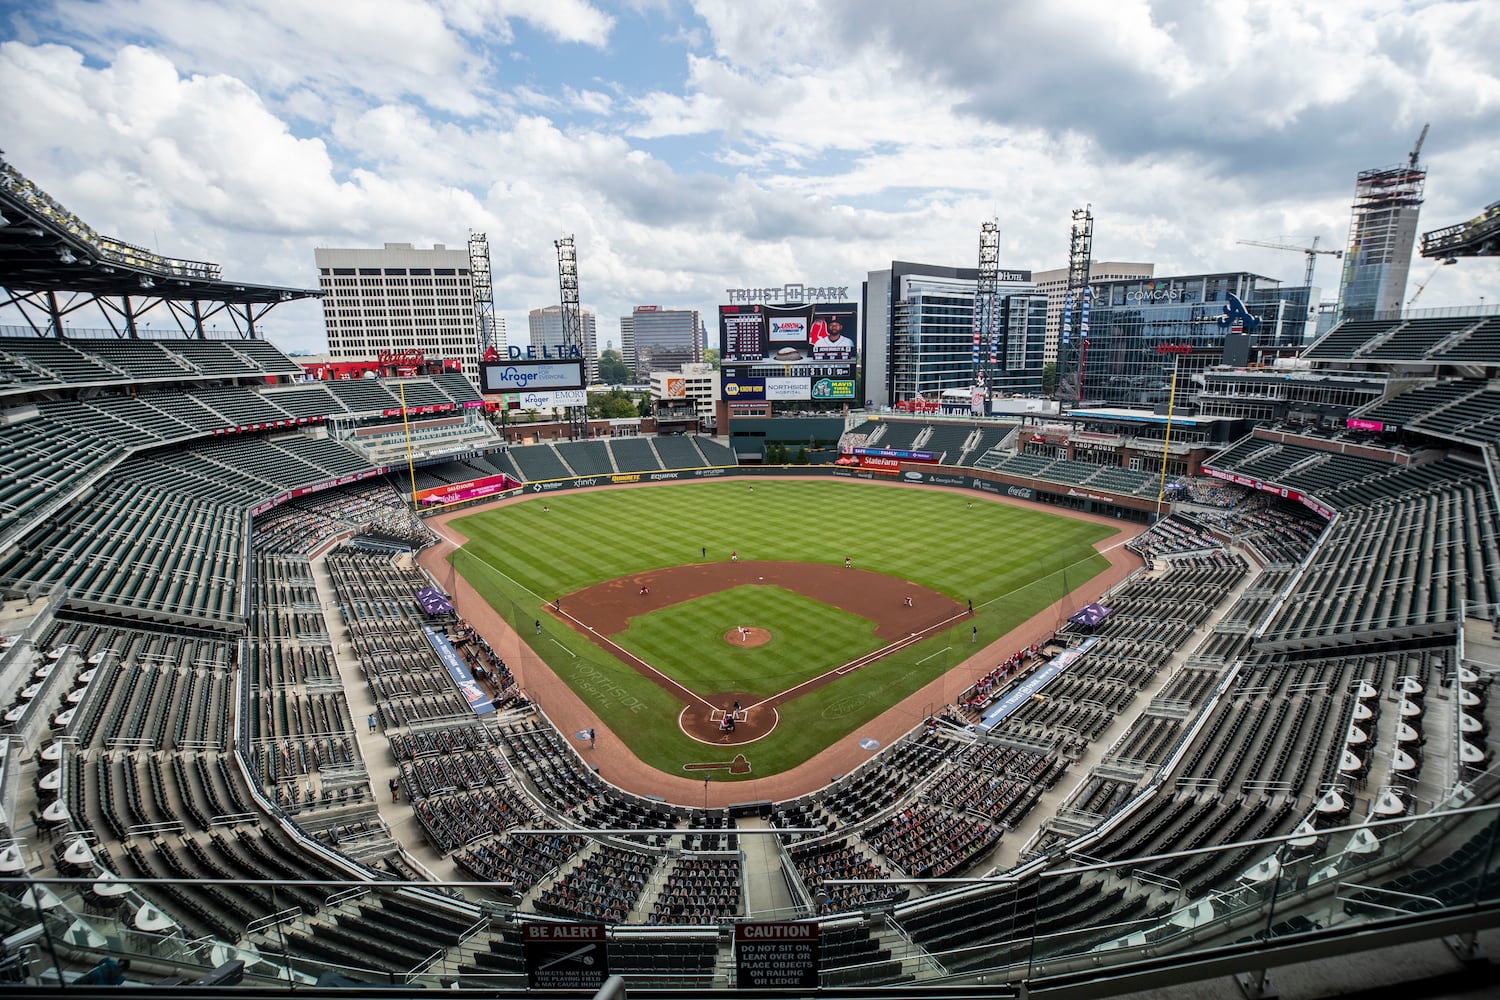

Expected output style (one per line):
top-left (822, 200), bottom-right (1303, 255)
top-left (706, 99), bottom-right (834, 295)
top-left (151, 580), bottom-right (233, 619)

top-left (719, 301), bottom-right (859, 402)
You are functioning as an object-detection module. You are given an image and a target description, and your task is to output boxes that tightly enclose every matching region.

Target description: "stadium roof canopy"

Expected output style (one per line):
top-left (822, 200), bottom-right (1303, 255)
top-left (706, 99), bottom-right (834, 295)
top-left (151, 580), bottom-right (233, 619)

top-left (0, 155), bottom-right (318, 309)
top-left (1421, 200), bottom-right (1500, 259)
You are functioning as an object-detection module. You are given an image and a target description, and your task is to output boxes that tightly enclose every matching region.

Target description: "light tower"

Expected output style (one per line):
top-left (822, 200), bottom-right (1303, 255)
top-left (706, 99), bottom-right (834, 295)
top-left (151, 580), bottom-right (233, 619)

top-left (973, 219), bottom-right (1000, 392)
top-left (1058, 206), bottom-right (1094, 404)
top-left (468, 231), bottom-right (501, 358)
top-left (554, 235), bottom-right (588, 439)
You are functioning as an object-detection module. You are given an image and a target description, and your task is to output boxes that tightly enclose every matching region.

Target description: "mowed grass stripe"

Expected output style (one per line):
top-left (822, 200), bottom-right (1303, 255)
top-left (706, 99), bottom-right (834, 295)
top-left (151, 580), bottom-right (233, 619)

top-left (617, 587), bottom-right (883, 699)
top-left (448, 479), bottom-right (1122, 779)
top-left (454, 481), bottom-right (1116, 599)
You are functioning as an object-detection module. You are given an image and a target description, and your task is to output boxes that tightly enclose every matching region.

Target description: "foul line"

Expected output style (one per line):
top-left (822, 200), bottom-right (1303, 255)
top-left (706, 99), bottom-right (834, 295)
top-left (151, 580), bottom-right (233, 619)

top-left (917, 646), bottom-right (951, 665)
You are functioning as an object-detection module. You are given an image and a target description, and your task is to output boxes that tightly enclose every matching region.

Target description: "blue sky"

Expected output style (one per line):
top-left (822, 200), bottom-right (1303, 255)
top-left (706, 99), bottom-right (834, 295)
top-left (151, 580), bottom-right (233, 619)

top-left (2, 0), bottom-right (1498, 355)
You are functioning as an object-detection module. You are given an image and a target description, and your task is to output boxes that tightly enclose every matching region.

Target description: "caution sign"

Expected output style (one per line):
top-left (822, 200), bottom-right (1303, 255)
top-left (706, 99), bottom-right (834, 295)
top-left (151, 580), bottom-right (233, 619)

top-left (522, 922), bottom-right (608, 990)
top-left (735, 921), bottom-right (820, 989)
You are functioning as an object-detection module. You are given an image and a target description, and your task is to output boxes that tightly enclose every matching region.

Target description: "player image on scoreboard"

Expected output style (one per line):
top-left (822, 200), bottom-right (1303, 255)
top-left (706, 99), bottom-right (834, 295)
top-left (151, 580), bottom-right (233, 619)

top-left (719, 302), bottom-right (858, 365)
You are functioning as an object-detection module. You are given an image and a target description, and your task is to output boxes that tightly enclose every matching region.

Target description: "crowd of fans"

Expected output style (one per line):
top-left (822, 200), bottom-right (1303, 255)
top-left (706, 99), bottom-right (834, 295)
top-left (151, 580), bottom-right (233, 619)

top-left (864, 805), bottom-right (1000, 879)
top-left (253, 482), bottom-right (433, 555)
top-left (453, 833), bottom-right (584, 893)
top-left (790, 839), bottom-right (903, 914)
top-left (649, 856), bottom-right (741, 925)
top-left (534, 845), bottom-right (657, 924)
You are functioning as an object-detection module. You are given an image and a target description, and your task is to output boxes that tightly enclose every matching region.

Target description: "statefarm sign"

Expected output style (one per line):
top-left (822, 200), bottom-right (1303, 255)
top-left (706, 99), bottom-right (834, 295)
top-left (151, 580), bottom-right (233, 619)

top-left (1201, 466), bottom-right (1335, 519)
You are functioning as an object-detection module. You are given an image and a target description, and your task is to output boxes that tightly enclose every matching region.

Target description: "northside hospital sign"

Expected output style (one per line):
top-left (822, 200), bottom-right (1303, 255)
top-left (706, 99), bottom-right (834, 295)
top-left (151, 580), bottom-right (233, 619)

top-left (725, 283), bottom-right (850, 304)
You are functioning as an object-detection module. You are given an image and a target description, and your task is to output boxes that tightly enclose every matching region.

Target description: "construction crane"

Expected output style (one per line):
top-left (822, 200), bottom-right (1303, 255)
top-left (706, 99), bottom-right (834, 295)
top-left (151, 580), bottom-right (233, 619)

top-left (1409, 122), bottom-right (1429, 170)
top-left (1406, 255), bottom-right (1457, 309)
top-left (1236, 236), bottom-right (1343, 288)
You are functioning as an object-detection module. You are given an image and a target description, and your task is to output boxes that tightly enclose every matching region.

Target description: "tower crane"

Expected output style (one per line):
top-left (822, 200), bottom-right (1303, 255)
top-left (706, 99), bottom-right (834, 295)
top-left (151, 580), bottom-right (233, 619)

top-left (1235, 236), bottom-right (1343, 288)
top-left (1409, 123), bottom-right (1429, 170)
top-left (1406, 255), bottom-right (1457, 309)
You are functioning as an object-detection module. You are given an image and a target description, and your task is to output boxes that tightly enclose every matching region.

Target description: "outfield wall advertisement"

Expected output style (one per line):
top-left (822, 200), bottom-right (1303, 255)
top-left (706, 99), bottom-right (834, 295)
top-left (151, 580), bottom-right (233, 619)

top-left (417, 460), bottom-right (1153, 520)
top-left (416, 471), bottom-right (523, 507)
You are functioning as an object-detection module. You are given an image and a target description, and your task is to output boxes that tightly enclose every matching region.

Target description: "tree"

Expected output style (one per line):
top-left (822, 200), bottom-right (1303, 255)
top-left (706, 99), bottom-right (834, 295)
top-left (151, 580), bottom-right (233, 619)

top-left (588, 388), bottom-right (638, 419)
top-left (598, 348), bottom-right (629, 385)
top-left (702, 348), bottom-right (720, 371)
top-left (637, 392), bottom-right (653, 418)
top-left (1042, 362), bottom-right (1058, 397)
top-left (793, 446), bottom-right (809, 465)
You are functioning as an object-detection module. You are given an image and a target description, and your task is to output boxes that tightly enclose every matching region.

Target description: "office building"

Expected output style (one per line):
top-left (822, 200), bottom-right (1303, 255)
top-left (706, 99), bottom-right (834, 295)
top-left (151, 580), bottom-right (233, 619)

top-left (863, 261), bottom-right (1045, 408)
top-left (1031, 261), bottom-right (1155, 363)
top-left (1054, 272), bottom-right (1310, 409)
top-left (315, 243), bottom-right (488, 385)
top-left (650, 362), bottom-right (719, 427)
top-left (1336, 160), bottom-right (1425, 321)
top-left (527, 305), bottom-right (599, 383)
top-left (620, 306), bottom-right (701, 380)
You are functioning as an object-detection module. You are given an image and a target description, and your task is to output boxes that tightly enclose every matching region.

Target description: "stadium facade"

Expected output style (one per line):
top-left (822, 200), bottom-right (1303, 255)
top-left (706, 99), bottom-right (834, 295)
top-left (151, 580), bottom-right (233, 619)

top-left (314, 243), bottom-right (487, 385)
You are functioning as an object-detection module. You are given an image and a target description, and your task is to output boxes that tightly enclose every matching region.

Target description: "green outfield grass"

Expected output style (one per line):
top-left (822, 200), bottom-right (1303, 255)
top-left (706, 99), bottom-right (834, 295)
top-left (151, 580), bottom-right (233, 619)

top-left (617, 586), bottom-right (885, 699)
top-left (448, 478), bottom-right (1121, 780)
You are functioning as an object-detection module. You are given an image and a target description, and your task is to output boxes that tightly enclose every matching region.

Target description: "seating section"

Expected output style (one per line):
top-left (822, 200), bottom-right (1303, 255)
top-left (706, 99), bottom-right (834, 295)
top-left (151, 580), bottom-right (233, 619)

top-left (652, 435), bottom-right (710, 470)
top-left (918, 423), bottom-right (973, 461)
top-left (1301, 318), bottom-right (1396, 360)
top-left (1262, 469), bottom-right (1499, 645)
top-left (1357, 380), bottom-right (1489, 428)
top-left (322, 378), bottom-right (402, 414)
top-left (508, 443), bottom-right (572, 481)
top-left (970, 448), bottom-right (1161, 497)
top-left (554, 439), bottom-right (614, 475)
top-left (1433, 316), bottom-right (1500, 363)
top-left (610, 436), bottom-right (663, 471)
top-left (1363, 315), bottom-right (1480, 360)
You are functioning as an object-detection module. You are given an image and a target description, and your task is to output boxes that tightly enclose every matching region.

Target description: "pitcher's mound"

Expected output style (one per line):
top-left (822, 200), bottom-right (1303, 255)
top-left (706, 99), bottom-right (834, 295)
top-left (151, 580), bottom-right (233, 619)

top-left (723, 627), bottom-right (771, 647)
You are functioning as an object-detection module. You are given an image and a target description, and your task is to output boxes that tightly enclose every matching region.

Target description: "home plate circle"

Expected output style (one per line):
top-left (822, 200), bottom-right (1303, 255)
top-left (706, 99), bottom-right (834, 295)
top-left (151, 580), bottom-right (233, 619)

top-left (858, 738), bottom-right (880, 751)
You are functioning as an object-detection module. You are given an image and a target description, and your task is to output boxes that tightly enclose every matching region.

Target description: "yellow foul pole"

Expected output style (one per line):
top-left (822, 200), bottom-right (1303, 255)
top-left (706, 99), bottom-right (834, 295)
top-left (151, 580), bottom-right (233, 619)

top-left (1155, 363), bottom-right (1179, 520)
top-left (399, 381), bottom-right (418, 510)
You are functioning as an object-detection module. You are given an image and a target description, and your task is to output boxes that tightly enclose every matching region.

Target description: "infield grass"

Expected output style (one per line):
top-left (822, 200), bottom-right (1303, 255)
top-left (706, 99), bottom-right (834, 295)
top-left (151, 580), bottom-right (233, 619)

top-left (618, 586), bottom-right (884, 699)
top-left (448, 478), bottom-right (1121, 780)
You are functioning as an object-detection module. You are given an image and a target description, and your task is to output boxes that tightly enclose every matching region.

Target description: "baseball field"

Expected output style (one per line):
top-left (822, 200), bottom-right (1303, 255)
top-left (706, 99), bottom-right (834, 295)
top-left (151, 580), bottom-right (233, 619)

top-left (445, 479), bottom-right (1120, 781)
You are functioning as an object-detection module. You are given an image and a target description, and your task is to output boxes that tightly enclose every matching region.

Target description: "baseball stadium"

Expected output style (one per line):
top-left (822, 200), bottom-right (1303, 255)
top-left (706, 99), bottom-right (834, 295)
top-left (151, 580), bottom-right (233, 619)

top-left (1, 155), bottom-right (1499, 1000)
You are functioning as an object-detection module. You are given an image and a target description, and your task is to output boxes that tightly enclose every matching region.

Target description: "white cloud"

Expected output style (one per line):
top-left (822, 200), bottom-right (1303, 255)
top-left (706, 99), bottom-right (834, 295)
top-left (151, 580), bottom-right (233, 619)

top-left (0, 0), bottom-right (1495, 357)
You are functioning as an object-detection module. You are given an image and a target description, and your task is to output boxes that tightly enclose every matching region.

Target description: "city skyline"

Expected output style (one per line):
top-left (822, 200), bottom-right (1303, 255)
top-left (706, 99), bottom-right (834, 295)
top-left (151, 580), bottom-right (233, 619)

top-left (1, 1), bottom-right (1496, 358)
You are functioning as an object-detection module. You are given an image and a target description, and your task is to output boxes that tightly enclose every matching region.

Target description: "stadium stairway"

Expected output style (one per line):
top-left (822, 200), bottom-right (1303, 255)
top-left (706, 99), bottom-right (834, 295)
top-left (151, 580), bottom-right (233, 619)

top-left (736, 816), bottom-right (800, 917)
top-left (985, 556), bottom-right (1265, 873)
top-left (306, 552), bottom-right (455, 882)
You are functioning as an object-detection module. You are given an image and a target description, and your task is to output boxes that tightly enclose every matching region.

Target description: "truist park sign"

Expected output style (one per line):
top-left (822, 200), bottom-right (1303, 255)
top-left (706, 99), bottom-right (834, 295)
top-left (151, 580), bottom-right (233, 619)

top-left (725, 283), bottom-right (849, 304)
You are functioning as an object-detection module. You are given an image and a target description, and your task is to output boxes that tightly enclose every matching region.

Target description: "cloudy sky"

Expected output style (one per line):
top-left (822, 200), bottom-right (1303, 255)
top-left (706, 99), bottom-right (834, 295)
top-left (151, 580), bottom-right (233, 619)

top-left (2, 0), bottom-right (1498, 356)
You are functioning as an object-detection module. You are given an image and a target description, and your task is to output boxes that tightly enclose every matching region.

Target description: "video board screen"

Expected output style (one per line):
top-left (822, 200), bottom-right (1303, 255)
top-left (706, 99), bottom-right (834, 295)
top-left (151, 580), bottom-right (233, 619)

top-left (719, 303), bottom-right (858, 365)
top-left (479, 359), bottom-right (586, 393)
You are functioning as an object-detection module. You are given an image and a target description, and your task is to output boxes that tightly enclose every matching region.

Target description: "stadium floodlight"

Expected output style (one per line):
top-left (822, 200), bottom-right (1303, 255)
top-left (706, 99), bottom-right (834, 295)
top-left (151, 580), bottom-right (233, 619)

top-left (56, 249), bottom-right (76, 264)
top-left (138, 276), bottom-right (155, 288)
